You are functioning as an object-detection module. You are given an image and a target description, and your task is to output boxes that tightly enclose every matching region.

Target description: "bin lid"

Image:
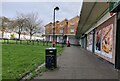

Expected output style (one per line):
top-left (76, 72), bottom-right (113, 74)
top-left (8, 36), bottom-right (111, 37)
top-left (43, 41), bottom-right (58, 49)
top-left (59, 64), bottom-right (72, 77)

top-left (46, 47), bottom-right (56, 50)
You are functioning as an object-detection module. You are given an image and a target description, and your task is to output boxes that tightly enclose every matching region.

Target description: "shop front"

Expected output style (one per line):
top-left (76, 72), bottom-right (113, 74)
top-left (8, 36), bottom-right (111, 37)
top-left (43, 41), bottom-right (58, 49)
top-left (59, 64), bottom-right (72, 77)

top-left (109, 1), bottom-right (120, 68)
top-left (76, 2), bottom-right (120, 68)
top-left (87, 32), bottom-right (93, 52)
top-left (80, 34), bottom-right (87, 48)
top-left (94, 18), bottom-right (116, 64)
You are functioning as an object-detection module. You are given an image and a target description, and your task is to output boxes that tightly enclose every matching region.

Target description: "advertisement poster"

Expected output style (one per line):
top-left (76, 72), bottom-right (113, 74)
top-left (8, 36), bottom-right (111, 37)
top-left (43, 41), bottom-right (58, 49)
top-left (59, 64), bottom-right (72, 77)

top-left (87, 33), bottom-right (93, 51)
top-left (101, 24), bottom-right (113, 58)
top-left (95, 30), bottom-right (101, 53)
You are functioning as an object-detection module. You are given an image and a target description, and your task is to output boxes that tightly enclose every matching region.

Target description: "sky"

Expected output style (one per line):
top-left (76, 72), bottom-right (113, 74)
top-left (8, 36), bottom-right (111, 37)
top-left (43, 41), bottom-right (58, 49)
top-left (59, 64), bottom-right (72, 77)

top-left (1, 1), bottom-right (83, 25)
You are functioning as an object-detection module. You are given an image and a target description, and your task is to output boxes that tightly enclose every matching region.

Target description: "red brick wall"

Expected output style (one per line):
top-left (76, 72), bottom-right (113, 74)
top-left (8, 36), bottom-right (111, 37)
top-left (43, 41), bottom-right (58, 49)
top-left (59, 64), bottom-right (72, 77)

top-left (67, 17), bottom-right (79, 34)
top-left (45, 16), bottom-right (80, 35)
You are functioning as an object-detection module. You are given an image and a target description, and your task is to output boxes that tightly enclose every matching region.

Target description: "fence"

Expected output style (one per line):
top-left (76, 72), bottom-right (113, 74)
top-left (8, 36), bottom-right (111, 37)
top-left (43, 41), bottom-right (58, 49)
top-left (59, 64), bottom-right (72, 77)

top-left (1, 39), bottom-right (63, 47)
top-left (1, 39), bottom-right (51, 46)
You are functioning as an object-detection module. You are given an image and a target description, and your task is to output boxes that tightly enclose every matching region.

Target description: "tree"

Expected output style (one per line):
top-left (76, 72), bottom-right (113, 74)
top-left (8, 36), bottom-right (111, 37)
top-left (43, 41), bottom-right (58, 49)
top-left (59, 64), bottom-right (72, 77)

top-left (1, 17), bottom-right (10, 39)
top-left (25, 12), bottom-right (44, 40)
top-left (13, 13), bottom-right (26, 40)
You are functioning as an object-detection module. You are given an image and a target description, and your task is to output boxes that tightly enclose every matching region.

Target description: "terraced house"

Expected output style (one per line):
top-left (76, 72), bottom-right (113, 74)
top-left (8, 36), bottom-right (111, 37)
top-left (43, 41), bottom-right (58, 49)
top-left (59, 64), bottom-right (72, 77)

top-left (44, 16), bottom-right (79, 45)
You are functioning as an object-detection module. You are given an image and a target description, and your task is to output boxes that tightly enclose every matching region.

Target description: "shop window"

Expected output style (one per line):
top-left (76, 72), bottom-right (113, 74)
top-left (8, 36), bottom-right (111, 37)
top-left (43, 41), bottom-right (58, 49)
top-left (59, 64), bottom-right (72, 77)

top-left (95, 24), bottom-right (113, 59)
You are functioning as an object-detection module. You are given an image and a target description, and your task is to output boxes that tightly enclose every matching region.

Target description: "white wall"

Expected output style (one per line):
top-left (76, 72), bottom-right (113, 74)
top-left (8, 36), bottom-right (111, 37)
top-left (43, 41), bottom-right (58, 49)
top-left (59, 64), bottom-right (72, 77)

top-left (0, 31), bottom-right (44, 40)
top-left (3, 32), bottom-right (11, 39)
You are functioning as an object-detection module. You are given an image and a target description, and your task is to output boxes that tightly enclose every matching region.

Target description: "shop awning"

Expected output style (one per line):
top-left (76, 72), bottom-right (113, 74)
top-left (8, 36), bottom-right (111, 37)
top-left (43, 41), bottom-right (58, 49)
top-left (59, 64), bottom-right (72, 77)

top-left (76, 2), bottom-right (109, 37)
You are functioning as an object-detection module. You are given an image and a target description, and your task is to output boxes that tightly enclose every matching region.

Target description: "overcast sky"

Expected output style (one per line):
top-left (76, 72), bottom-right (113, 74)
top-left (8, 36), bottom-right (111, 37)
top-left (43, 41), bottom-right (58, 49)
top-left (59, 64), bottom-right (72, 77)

top-left (1, 1), bottom-right (83, 25)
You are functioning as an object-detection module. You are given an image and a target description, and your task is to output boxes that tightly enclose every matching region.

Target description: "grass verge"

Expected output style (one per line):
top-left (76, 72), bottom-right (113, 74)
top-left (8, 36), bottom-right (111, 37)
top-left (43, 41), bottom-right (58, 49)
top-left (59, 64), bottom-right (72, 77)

top-left (2, 43), bottom-right (64, 80)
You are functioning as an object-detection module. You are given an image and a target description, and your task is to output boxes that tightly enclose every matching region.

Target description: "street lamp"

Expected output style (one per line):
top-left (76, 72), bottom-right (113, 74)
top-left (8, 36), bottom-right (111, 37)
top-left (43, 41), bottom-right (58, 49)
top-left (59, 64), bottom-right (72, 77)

top-left (53, 7), bottom-right (59, 47)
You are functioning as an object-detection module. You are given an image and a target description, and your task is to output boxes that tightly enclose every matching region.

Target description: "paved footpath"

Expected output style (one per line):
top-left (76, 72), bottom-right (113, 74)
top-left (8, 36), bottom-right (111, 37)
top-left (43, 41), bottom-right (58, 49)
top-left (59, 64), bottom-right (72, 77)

top-left (34, 46), bottom-right (119, 79)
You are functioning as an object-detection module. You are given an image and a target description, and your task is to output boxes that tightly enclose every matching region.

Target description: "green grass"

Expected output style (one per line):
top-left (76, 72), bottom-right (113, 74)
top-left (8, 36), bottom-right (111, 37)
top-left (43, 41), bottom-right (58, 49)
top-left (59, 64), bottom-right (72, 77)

top-left (0, 39), bottom-right (44, 45)
top-left (2, 43), bottom-right (64, 80)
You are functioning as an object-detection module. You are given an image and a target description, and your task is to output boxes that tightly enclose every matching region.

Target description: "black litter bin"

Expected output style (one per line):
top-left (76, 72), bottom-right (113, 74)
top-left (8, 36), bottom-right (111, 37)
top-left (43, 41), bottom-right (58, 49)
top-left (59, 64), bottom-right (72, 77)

top-left (45, 47), bottom-right (57, 69)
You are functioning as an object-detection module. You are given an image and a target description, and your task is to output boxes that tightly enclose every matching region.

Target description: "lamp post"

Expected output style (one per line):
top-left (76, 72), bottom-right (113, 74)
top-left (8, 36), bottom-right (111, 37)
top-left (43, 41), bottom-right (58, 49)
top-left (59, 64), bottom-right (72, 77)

top-left (53, 7), bottom-right (59, 47)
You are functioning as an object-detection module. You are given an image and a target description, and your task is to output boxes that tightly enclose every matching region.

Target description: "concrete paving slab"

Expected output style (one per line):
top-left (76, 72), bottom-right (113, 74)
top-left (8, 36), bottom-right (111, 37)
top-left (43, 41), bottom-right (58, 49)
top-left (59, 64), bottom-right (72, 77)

top-left (34, 46), bottom-right (119, 79)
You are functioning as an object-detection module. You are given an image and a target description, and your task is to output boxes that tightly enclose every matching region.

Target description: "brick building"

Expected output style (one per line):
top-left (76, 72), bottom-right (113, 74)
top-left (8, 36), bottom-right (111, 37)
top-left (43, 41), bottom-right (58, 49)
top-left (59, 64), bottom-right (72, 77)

top-left (44, 16), bottom-right (79, 45)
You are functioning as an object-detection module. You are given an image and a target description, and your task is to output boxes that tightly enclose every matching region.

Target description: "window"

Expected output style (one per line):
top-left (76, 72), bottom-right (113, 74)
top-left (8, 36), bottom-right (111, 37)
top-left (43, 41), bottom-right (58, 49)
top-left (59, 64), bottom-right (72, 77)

top-left (70, 22), bottom-right (75, 26)
top-left (60, 24), bottom-right (64, 27)
top-left (60, 30), bottom-right (63, 33)
top-left (70, 29), bottom-right (74, 33)
top-left (52, 26), bottom-right (57, 28)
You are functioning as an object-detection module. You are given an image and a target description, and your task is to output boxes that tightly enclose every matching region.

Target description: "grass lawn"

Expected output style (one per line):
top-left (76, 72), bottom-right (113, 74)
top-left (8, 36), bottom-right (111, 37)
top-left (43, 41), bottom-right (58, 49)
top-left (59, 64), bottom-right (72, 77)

top-left (2, 43), bottom-right (64, 80)
top-left (0, 39), bottom-right (45, 45)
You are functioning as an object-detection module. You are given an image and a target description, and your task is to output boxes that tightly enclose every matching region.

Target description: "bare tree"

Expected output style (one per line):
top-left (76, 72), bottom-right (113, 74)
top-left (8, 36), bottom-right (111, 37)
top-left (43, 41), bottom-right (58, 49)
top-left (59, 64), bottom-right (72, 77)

top-left (1, 17), bottom-right (16, 39)
top-left (1, 17), bottom-right (10, 39)
top-left (13, 13), bottom-right (26, 40)
top-left (25, 12), bottom-right (43, 40)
